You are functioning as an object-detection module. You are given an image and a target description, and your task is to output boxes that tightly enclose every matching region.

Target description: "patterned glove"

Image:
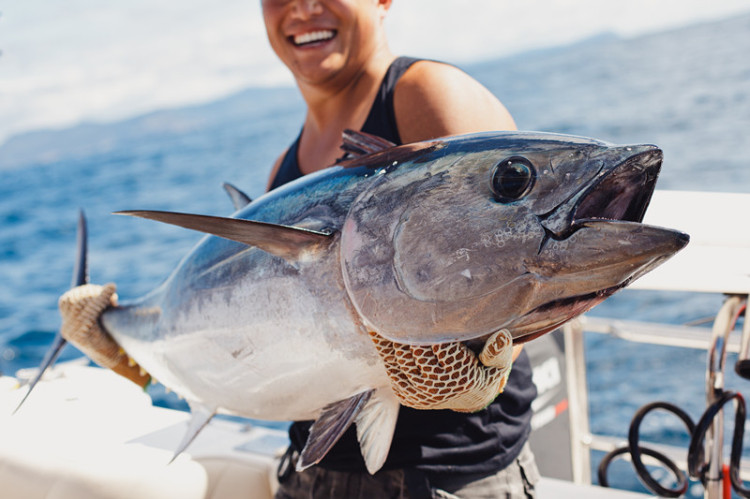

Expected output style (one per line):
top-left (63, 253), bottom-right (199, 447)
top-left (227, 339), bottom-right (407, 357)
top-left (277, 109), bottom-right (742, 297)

top-left (59, 283), bottom-right (151, 388)
top-left (369, 329), bottom-right (513, 412)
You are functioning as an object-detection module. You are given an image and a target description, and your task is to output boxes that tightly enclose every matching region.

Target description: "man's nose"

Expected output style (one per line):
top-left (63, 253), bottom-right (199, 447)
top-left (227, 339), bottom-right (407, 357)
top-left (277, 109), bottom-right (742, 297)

top-left (292, 0), bottom-right (323, 20)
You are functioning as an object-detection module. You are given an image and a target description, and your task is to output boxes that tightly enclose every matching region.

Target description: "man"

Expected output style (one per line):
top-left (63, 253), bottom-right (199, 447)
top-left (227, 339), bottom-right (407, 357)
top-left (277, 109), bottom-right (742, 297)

top-left (261, 1), bottom-right (539, 497)
top-left (57, 1), bottom-right (539, 496)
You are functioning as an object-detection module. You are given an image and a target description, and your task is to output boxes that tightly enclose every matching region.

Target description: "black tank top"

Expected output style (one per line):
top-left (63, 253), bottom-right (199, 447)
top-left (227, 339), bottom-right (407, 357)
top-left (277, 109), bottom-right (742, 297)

top-left (272, 56), bottom-right (536, 474)
top-left (268, 56), bottom-right (413, 191)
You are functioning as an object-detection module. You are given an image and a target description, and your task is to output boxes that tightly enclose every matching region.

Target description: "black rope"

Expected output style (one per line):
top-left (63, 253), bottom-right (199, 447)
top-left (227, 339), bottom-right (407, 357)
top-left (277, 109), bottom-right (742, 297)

top-left (730, 393), bottom-right (750, 497)
top-left (597, 445), bottom-right (688, 496)
top-left (599, 394), bottom-right (750, 497)
top-left (598, 401), bottom-right (694, 497)
top-left (687, 390), bottom-right (750, 497)
top-left (686, 390), bottom-right (736, 480)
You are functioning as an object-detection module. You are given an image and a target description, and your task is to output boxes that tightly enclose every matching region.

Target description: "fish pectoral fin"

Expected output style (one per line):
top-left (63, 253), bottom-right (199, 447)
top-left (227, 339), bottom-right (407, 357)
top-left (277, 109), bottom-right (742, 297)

top-left (115, 210), bottom-right (334, 262)
top-left (354, 388), bottom-right (400, 474)
top-left (169, 402), bottom-right (216, 464)
top-left (297, 390), bottom-right (374, 472)
top-left (222, 182), bottom-right (252, 210)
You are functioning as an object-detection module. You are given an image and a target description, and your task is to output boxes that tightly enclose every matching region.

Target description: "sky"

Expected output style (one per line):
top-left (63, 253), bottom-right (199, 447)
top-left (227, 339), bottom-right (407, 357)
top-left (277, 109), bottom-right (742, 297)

top-left (2, 0), bottom-right (750, 145)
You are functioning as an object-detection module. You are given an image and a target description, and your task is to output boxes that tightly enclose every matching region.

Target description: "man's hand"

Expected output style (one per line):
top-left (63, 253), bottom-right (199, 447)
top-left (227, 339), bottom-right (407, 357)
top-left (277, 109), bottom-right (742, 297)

top-left (59, 283), bottom-right (151, 388)
top-left (369, 329), bottom-right (513, 412)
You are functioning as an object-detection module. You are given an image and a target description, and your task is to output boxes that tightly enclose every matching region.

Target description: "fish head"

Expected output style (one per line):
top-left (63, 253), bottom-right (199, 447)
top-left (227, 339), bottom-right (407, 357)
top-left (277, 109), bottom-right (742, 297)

top-left (340, 131), bottom-right (689, 344)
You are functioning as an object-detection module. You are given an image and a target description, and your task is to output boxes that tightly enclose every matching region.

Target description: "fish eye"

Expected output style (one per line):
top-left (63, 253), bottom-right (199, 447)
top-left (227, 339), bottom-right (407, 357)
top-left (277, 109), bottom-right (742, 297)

top-left (490, 157), bottom-right (536, 202)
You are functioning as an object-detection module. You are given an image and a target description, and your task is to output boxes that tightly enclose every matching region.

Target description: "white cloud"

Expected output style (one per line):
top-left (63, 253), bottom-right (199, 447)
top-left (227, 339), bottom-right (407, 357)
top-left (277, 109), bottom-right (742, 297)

top-left (1, 0), bottom-right (749, 144)
top-left (387, 0), bottom-right (750, 62)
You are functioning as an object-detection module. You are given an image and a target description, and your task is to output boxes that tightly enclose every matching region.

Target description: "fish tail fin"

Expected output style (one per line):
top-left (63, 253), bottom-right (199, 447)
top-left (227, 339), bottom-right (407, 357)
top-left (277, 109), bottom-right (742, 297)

top-left (14, 210), bottom-right (89, 414)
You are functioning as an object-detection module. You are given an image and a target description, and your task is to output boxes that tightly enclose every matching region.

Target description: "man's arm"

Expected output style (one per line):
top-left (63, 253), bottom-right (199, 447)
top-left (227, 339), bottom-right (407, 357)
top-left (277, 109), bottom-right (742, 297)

top-left (393, 61), bottom-right (517, 144)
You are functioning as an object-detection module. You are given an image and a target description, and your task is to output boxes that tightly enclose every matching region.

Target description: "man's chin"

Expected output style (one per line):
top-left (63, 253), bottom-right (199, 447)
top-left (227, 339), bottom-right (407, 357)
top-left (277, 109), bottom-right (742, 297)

top-left (293, 54), bottom-right (350, 85)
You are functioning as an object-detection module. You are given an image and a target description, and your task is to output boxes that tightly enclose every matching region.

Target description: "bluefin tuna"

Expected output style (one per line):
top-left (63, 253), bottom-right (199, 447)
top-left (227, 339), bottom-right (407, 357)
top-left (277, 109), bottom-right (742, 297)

top-left (26, 130), bottom-right (688, 473)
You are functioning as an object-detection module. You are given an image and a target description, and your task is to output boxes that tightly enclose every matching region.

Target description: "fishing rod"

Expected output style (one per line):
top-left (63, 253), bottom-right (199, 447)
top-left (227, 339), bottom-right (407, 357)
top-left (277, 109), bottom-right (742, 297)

top-left (599, 295), bottom-right (750, 499)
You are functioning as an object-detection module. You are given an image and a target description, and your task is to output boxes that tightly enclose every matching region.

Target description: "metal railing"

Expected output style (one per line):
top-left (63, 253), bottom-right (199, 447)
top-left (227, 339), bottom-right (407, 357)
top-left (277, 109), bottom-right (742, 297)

top-left (563, 293), bottom-right (750, 497)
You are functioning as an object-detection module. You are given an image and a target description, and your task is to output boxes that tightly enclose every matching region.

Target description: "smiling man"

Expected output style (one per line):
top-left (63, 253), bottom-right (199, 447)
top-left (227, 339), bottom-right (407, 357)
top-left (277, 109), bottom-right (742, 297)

top-left (261, 1), bottom-right (539, 498)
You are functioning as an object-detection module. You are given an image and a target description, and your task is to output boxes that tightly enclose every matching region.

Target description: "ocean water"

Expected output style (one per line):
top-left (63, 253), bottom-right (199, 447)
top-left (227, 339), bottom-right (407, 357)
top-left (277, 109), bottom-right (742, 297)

top-left (1, 12), bottom-right (749, 496)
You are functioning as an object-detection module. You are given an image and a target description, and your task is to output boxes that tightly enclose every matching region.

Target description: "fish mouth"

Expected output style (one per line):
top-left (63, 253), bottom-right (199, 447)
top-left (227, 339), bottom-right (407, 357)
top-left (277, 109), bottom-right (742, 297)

top-left (573, 147), bottom-right (662, 225)
top-left (512, 147), bottom-right (688, 343)
top-left (534, 146), bottom-right (664, 258)
top-left (540, 146), bottom-right (663, 241)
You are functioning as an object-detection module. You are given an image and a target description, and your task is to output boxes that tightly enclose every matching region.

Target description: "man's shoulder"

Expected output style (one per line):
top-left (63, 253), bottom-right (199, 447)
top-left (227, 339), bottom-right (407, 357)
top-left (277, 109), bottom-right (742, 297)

top-left (393, 60), bottom-right (516, 142)
top-left (397, 59), bottom-right (473, 94)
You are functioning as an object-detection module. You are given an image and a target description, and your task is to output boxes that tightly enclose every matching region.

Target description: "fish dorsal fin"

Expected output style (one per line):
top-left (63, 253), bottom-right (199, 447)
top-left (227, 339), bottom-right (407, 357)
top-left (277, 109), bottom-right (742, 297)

top-left (222, 182), bottom-right (252, 210)
top-left (340, 129), bottom-right (396, 158)
top-left (116, 210), bottom-right (334, 262)
top-left (297, 390), bottom-right (373, 471)
top-left (170, 402), bottom-right (215, 463)
top-left (354, 388), bottom-right (400, 474)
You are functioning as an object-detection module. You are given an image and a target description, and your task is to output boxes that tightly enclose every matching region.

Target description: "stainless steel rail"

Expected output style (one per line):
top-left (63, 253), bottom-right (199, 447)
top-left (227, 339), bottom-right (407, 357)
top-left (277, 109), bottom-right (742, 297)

top-left (563, 294), bottom-right (750, 495)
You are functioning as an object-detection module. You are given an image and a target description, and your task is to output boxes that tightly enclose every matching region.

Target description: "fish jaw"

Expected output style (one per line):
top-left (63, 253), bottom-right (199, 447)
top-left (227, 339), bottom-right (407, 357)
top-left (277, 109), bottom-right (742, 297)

top-left (508, 220), bottom-right (689, 341)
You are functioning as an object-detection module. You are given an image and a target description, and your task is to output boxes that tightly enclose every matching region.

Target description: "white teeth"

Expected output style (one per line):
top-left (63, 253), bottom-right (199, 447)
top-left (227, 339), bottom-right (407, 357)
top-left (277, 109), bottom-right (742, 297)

top-left (293, 30), bottom-right (334, 46)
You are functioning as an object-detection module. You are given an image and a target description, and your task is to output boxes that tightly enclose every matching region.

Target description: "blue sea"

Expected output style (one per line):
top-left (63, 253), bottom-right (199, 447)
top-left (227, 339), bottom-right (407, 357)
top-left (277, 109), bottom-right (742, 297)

top-left (2, 12), bottom-right (749, 496)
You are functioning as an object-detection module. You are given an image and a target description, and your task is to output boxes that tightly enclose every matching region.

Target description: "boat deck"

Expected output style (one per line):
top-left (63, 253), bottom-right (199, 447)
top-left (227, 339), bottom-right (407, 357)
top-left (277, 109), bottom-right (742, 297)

top-left (1, 364), bottom-right (652, 498)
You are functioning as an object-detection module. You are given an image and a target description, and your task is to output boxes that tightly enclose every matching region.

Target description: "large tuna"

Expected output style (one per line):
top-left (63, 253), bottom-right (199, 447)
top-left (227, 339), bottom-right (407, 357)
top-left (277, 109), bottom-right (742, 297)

top-left (25, 130), bottom-right (688, 473)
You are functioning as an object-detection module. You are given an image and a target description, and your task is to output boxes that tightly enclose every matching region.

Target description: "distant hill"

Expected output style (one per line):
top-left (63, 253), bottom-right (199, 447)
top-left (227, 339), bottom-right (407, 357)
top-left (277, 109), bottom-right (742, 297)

top-left (2, 11), bottom-right (748, 178)
top-left (0, 87), bottom-right (303, 171)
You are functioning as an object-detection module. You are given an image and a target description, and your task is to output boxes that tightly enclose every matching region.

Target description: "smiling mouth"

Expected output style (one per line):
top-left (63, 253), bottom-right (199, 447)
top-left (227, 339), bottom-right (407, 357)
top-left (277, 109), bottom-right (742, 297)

top-left (291, 29), bottom-right (336, 47)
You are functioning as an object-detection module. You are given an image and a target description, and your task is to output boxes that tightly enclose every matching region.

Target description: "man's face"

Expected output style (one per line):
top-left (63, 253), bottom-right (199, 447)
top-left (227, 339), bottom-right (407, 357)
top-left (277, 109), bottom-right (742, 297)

top-left (261, 0), bottom-right (387, 87)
